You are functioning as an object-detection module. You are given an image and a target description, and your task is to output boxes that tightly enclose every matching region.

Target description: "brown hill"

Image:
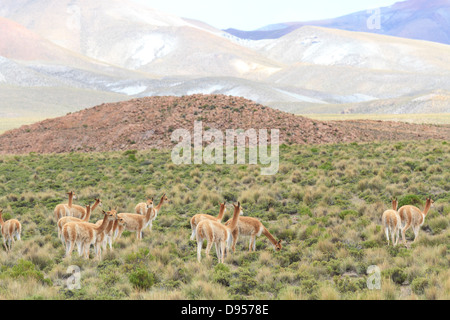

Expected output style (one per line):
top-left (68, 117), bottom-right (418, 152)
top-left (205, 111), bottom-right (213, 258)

top-left (0, 94), bottom-right (448, 154)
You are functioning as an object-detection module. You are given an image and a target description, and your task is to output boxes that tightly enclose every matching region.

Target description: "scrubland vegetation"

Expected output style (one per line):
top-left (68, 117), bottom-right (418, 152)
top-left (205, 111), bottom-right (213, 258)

top-left (0, 139), bottom-right (448, 300)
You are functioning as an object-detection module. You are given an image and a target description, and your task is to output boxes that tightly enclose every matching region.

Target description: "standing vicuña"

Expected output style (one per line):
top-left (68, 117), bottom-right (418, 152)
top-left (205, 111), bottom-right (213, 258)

top-left (196, 202), bottom-right (242, 263)
top-left (398, 197), bottom-right (434, 245)
top-left (57, 203), bottom-right (92, 245)
top-left (225, 216), bottom-right (282, 253)
top-left (62, 210), bottom-right (116, 259)
top-left (54, 191), bottom-right (76, 221)
top-left (137, 193), bottom-right (169, 231)
top-left (95, 212), bottom-right (127, 253)
top-left (381, 197), bottom-right (400, 246)
top-left (94, 215), bottom-right (126, 259)
top-left (0, 209), bottom-right (22, 252)
top-left (190, 202), bottom-right (227, 240)
top-left (114, 199), bottom-right (154, 240)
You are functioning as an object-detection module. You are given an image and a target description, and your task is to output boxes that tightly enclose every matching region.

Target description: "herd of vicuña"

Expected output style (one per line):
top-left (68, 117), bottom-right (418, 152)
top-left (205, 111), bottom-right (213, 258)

top-left (0, 191), bottom-right (438, 262)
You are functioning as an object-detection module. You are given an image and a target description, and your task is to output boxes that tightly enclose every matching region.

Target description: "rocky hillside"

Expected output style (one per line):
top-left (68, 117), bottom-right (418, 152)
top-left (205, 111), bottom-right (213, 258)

top-left (0, 95), bottom-right (448, 154)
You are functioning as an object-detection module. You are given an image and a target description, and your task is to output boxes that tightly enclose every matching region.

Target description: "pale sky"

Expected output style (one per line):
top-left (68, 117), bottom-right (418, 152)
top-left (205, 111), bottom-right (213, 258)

top-left (132, 0), bottom-right (400, 30)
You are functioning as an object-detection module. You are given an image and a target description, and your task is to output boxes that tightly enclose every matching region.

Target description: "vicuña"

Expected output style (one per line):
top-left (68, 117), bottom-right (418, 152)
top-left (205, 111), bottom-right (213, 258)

top-left (196, 202), bottom-right (242, 263)
top-left (225, 216), bottom-right (282, 252)
top-left (0, 208), bottom-right (22, 252)
top-left (381, 197), bottom-right (400, 246)
top-left (398, 197), bottom-right (434, 245)
top-left (190, 202), bottom-right (227, 241)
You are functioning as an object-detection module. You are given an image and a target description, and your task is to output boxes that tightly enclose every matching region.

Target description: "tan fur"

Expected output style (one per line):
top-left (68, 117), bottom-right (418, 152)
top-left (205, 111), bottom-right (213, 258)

top-left (0, 209), bottom-right (22, 252)
top-left (66, 198), bottom-right (102, 219)
top-left (398, 197), bottom-right (434, 245)
top-left (381, 198), bottom-right (400, 246)
top-left (94, 216), bottom-right (126, 258)
top-left (135, 197), bottom-right (154, 215)
top-left (190, 202), bottom-right (227, 240)
top-left (225, 216), bottom-right (282, 252)
top-left (54, 191), bottom-right (76, 221)
top-left (139, 193), bottom-right (169, 231)
top-left (196, 202), bottom-right (242, 263)
top-left (114, 201), bottom-right (154, 240)
top-left (62, 210), bottom-right (116, 260)
top-left (57, 204), bottom-right (92, 244)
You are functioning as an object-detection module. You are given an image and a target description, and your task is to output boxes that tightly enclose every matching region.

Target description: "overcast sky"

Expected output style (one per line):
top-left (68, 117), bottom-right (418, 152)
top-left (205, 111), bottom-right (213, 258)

top-left (132, 0), bottom-right (400, 30)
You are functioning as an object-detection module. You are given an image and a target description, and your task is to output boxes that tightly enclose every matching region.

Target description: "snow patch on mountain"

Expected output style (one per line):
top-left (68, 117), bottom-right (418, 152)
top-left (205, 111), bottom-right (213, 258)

top-left (113, 85), bottom-right (147, 95)
top-left (127, 34), bottom-right (176, 69)
top-left (275, 89), bottom-right (328, 104)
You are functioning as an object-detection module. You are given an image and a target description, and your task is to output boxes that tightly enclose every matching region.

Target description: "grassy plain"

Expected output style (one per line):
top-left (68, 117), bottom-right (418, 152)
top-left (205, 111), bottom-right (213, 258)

top-left (303, 113), bottom-right (450, 125)
top-left (0, 140), bottom-right (448, 300)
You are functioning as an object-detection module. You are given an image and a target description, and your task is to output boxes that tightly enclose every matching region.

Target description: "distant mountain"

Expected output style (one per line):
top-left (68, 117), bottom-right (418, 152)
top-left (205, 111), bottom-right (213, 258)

top-left (225, 0), bottom-right (450, 45)
top-left (0, 0), bottom-right (449, 124)
top-left (0, 0), bottom-right (280, 78)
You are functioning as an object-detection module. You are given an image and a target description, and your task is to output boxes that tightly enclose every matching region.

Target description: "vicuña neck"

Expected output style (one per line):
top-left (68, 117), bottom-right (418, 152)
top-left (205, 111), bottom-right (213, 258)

top-left (145, 206), bottom-right (154, 222)
top-left (91, 200), bottom-right (101, 212)
top-left (156, 195), bottom-right (165, 211)
top-left (262, 226), bottom-right (278, 246)
top-left (83, 206), bottom-right (91, 222)
top-left (228, 205), bottom-right (240, 231)
top-left (96, 215), bottom-right (111, 233)
top-left (423, 200), bottom-right (432, 216)
top-left (105, 218), bottom-right (115, 234)
top-left (217, 205), bottom-right (226, 220)
top-left (0, 213), bottom-right (4, 226)
top-left (68, 194), bottom-right (73, 207)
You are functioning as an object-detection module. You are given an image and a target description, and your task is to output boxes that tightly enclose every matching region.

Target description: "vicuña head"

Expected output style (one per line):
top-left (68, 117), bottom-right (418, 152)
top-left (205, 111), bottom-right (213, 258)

top-left (67, 191), bottom-right (77, 200)
top-left (146, 197), bottom-right (154, 209)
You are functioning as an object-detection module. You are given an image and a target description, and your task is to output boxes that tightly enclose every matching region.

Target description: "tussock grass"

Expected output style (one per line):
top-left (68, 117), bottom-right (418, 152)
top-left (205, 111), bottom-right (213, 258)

top-left (0, 140), bottom-right (448, 299)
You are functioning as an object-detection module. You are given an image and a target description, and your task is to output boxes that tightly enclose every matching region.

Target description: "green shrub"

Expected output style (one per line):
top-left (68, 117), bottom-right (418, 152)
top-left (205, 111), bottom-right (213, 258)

top-left (231, 269), bottom-right (257, 296)
top-left (338, 210), bottom-right (359, 220)
top-left (128, 268), bottom-right (155, 290)
top-left (1, 259), bottom-right (51, 285)
top-left (383, 267), bottom-right (407, 285)
top-left (411, 277), bottom-right (429, 295)
top-left (125, 248), bottom-right (151, 264)
top-left (213, 263), bottom-right (231, 286)
top-left (333, 276), bottom-right (366, 293)
top-left (397, 195), bottom-right (424, 208)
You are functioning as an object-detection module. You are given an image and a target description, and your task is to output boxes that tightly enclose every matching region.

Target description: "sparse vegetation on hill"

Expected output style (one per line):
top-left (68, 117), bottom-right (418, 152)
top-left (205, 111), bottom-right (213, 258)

top-left (0, 139), bottom-right (448, 300)
top-left (0, 94), bottom-right (448, 154)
